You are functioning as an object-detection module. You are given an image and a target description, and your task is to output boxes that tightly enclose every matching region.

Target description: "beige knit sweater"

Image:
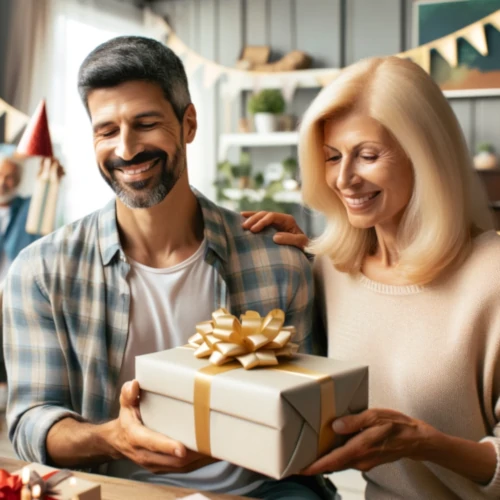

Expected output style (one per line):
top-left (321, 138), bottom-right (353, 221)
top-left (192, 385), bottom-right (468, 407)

top-left (314, 230), bottom-right (500, 500)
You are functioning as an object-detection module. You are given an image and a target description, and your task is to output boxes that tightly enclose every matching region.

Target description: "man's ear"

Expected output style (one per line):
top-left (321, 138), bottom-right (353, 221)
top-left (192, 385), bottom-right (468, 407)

top-left (183, 103), bottom-right (197, 144)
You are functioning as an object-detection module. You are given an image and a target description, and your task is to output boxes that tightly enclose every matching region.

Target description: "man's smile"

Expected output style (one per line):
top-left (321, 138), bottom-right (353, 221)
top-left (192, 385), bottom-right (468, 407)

top-left (115, 158), bottom-right (161, 182)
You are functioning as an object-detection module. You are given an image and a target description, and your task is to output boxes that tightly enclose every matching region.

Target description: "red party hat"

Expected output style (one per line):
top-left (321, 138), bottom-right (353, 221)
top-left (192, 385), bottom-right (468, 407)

top-left (17, 99), bottom-right (54, 158)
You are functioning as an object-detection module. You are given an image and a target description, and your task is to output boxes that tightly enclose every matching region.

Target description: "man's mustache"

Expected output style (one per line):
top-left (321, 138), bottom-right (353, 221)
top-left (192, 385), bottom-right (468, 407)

top-left (104, 150), bottom-right (167, 171)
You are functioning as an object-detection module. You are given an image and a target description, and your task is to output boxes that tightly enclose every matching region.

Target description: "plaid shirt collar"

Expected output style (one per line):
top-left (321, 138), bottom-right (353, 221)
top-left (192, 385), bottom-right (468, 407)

top-left (98, 188), bottom-right (228, 267)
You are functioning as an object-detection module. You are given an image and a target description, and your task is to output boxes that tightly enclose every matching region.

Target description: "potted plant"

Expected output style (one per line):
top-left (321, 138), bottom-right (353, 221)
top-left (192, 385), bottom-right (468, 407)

top-left (282, 156), bottom-right (298, 179)
top-left (248, 89), bottom-right (286, 133)
top-left (253, 172), bottom-right (265, 189)
top-left (231, 164), bottom-right (252, 189)
top-left (474, 142), bottom-right (498, 170)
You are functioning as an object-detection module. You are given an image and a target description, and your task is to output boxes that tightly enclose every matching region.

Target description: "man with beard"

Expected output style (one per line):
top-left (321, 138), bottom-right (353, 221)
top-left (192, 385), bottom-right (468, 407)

top-left (3, 37), bottom-right (335, 500)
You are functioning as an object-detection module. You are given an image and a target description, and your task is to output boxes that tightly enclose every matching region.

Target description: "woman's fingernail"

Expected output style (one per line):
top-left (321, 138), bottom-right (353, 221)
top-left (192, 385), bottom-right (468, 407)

top-left (333, 419), bottom-right (346, 432)
top-left (174, 448), bottom-right (185, 458)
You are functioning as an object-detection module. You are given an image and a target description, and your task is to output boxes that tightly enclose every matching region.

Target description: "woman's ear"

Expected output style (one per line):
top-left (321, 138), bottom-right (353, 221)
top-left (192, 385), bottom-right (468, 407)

top-left (183, 103), bottom-right (198, 144)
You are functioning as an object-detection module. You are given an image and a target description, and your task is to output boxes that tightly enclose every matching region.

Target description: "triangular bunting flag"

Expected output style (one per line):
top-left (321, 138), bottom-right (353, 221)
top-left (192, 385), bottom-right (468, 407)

top-left (488, 10), bottom-right (500, 32)
top-left (462, 22), bottom-right (488, 56)
top-left (203, 63), bottom-right (223, 88)
top-left (167, 34), bottom-right (188, 57)
top-left (434, 37), bottom-right (458, 67)
top-left (183, 52), bottom-right (203, 79)
top-left (143, 7), bottom-right (170, 41)
top-left (5, 108), bottom-right (29, 143)
top-left (225, 73), bottom-right (247, 101)
top-left (17, 100), bottom-right (54, 157)
top-left (409, 47), bottom-right (431, 74)
top-left (281, 77), bottom-right (299, 103)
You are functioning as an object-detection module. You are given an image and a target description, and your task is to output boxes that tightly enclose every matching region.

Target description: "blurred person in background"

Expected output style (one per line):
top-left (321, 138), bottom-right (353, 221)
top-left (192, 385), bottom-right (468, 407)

top-left (0, 155), bottom-right (40, 412)
top-left (0, 155), bottom-right (41, 284)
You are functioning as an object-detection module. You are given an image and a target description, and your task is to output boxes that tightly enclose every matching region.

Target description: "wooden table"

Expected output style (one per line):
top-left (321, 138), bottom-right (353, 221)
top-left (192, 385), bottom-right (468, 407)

top-left (0, 456), bottom-right (249, 500)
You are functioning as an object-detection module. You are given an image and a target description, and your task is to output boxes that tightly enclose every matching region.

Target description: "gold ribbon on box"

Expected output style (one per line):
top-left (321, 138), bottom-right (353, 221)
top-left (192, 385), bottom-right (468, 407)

top-left (187, 309), bottom-right (336, 459)
top-left (188, 308), bottom-right (299, 369)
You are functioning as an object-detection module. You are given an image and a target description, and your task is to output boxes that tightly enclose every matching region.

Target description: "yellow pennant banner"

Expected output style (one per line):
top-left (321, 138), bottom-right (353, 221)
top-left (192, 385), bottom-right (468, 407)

top-left (0, 99), bottom-right (29, 143)
top-left (161, 9), bottom-right (500, 87)
top-left (400, 9), bottom-right (500, 74)
top-left (490, 10), bottom-right (500, 32)
top-left (434, 37), bottom-right (458, 67)
top-left (463, 22), bottom-right (488, 56)
top-left (404, 47), bottom-right (431, 74)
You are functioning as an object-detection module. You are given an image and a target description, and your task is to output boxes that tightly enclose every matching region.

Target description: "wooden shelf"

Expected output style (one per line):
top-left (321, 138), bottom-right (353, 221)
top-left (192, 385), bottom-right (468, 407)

top-left (220, 68), bottom-right (340, 92)
top-left (222, 188), bottom-right (302, 205)
top-left (218, 132), bottom-right (299, 160)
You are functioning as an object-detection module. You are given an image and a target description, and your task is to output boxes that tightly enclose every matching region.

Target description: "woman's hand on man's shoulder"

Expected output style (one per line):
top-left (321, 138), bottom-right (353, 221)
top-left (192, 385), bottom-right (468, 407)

top-left (241, 211), bottom-right (309, 251)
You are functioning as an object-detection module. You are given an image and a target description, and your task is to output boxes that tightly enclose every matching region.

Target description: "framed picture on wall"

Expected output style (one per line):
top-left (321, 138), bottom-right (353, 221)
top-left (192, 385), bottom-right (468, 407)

top-left (414, 0), bottom-right (500, 96)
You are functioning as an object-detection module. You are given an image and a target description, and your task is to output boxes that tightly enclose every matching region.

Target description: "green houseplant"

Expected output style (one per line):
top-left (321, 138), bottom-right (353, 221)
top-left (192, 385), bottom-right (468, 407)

top-left (474, 142), bottom-right (498, 170)
top-left (282, 156), bottom-right (298, 179)
top-left (248, 89), bottom-right (286, 133)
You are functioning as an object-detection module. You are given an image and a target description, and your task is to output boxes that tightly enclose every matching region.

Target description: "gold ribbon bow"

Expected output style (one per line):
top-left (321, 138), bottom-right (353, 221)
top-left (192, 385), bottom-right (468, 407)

top-left (188, 308), bottom-right (299, 369)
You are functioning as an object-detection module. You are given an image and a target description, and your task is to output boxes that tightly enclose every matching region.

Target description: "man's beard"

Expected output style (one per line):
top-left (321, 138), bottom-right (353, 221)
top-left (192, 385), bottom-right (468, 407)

top-left (100, 146), bottom-right (186, 209)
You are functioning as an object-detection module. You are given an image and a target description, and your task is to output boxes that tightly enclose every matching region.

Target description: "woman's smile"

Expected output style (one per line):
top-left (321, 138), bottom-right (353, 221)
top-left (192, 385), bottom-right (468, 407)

top-left (341, 191), bottom-right (381, 211)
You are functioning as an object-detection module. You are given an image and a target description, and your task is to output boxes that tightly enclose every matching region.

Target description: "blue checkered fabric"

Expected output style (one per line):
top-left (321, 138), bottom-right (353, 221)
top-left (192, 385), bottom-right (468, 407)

top-left (3, 190), bottom-right (315, 463)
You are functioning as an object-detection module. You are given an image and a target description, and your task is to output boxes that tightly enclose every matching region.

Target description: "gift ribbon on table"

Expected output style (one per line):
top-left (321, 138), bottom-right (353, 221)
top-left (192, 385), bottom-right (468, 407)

top-left (0, 468), bottom-right (73, 499)
top-left (187, 309), bottom-right (336, 459)
top-left (29, 469), bottom-right (73, 498)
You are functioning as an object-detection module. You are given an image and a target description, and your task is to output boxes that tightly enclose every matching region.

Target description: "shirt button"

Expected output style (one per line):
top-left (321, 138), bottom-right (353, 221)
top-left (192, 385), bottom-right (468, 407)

top-left (120, 255), bottom-right (127, 262)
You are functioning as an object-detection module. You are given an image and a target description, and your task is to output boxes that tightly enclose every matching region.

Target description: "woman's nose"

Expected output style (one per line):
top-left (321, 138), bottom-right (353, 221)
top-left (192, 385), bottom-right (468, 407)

top-left (336, 158), bottom-right (357, 190)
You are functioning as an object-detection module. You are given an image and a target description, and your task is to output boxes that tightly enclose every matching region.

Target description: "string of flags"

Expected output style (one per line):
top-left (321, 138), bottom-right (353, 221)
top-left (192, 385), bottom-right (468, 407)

top-left (1, 8), bottom-right (500, 148)
top-left (166, 32), bottom-right (340, 102)
top-left (160, 8), bottom-right (500, 99)
top-left (397, 10), bottom-right (500, 73)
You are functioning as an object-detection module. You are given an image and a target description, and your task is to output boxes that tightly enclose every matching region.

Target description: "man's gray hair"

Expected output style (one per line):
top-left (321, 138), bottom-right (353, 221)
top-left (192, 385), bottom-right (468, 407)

top-left (77, 36), bottom-right (192, 123)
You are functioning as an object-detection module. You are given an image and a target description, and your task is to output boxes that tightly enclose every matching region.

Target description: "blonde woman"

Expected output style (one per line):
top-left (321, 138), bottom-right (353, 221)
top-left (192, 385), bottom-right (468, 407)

top-left (243, 56), bottom-right (500, 499)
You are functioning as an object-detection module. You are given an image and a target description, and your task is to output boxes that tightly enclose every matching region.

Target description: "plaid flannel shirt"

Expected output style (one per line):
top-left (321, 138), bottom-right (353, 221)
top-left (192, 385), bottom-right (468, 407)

top-left (3, 190), bottom-right (315, 464)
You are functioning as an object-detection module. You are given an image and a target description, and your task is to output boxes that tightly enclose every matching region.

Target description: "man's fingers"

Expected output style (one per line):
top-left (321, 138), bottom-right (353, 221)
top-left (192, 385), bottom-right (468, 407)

top-left (241, 211), bottom-right (257, 218)
top-left (273, 233), bottom-right (309, 250)
top-left (128, 380), bottom-right (140, 400)
top-left (130, 423), bottom-right (187, 458)
top-left (133, 448), bottom-right (202, 473)
top-left (120, 380), bottom-right (140, 407)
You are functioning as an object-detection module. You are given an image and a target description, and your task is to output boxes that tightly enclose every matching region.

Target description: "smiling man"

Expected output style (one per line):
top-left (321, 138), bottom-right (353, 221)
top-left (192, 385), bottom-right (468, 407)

top-left (2, 37), bottom-right (334, 500)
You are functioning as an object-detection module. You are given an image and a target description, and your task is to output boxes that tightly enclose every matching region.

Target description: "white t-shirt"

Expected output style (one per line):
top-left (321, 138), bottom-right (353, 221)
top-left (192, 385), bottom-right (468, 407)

top-left (0, 207), bottom-right (11, 283)
top-left (108, 240), bottom-right (266, 495)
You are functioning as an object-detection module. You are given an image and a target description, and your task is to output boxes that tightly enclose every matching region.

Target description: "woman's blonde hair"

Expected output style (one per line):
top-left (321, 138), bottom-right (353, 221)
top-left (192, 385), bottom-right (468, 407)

top-left (300, 56), bottom-right (493, 285)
